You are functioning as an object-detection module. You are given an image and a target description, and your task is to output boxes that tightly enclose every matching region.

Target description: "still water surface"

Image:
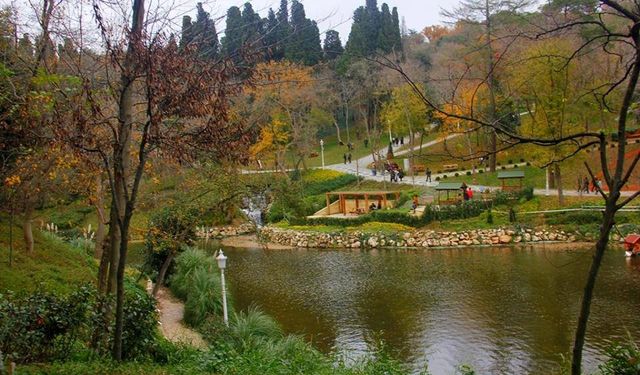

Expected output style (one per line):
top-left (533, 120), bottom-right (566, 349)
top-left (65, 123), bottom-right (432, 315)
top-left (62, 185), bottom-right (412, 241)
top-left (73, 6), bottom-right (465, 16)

top-left (212, 244), bottom-right (640, 374)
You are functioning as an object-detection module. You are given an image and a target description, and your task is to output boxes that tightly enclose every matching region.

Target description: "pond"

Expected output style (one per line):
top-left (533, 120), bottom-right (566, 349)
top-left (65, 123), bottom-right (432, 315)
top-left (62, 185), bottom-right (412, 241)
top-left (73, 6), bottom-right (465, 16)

top-left (204, 242), bottom-right (640, 374)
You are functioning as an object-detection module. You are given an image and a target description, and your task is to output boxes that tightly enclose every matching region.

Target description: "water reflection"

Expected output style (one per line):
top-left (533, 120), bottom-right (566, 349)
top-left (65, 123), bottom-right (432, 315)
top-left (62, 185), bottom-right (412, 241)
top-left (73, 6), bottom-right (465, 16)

top-left (200, 241), bottom-right (640, 374)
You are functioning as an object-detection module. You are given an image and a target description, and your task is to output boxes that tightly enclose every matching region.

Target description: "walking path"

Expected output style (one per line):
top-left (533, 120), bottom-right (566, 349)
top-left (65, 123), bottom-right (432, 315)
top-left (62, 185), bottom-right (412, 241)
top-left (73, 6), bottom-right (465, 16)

top-left (153, 285), bottom-right (207, 348)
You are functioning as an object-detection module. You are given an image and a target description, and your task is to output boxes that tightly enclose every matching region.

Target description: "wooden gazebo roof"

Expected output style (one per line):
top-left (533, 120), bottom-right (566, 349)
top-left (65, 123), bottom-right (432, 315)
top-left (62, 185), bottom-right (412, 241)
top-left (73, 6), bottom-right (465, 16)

top-left (497, 170), bottom-right (525, 179)
top-left (435, 182), bottom-right (464, 191)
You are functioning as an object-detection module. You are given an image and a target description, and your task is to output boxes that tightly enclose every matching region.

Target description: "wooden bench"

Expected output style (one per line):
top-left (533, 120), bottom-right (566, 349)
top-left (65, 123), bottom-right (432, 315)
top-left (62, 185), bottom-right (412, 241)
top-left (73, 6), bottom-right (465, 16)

top-left (443, 163), bottom-right (459, 172)
top-left (412, 164), bottom-right (427, 173)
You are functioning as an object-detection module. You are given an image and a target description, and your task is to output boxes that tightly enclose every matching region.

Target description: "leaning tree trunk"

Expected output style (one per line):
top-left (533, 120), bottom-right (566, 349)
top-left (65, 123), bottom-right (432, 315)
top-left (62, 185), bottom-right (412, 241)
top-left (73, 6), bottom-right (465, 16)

top-left (571, 201), bottom-right (616, 375)
top-left (152, 251), bottom-right (175, 297)
top-left (22, 209), bottom-right (34, 254)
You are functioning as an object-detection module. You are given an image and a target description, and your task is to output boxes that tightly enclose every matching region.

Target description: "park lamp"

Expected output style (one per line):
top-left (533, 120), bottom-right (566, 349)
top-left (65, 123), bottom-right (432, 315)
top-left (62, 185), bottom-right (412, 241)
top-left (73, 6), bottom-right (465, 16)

top-left (216, 250), bottom-right (227, 270)
top-left (216, 249), bottom-right (229, 326)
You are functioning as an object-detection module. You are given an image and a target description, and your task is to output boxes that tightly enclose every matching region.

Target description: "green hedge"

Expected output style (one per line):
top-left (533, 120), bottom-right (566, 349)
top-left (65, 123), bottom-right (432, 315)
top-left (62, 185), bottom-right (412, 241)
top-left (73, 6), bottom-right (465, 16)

top-left (290, 200), bottom-right (493, 228)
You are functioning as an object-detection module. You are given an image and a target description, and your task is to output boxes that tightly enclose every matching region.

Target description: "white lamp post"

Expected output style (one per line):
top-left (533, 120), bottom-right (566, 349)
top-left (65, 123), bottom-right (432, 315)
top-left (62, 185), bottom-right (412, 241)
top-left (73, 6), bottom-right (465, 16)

top-left (320, 139), bottom-right (325, 169)
top-left (216, 249), bottom-right (229, 326)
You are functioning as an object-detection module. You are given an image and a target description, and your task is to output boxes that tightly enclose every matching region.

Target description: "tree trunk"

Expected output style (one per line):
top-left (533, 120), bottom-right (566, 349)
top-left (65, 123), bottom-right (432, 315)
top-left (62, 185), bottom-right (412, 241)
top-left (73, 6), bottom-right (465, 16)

top-left (23, 209), bottom-right (34, 254)
top-left (112, 0), bottom-right (145, 361)
top-left (152, 251), bottom-right (175, 297)
top-left (571, 202), bottom-right (616, 375)
top-left (554, 163), bottom-right (564, 206)
top-left (485, 0), bottom-right (498, 173)
top-left (93, 174), bottom-right (107, 259)
top-left (333, 119), bottom-right (342, 144)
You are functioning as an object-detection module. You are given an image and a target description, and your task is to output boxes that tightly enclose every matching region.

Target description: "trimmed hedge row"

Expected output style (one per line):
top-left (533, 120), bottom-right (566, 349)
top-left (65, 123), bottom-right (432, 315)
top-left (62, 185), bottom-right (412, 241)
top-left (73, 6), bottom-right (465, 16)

top-left (289, 187), bottom-right (535, 228)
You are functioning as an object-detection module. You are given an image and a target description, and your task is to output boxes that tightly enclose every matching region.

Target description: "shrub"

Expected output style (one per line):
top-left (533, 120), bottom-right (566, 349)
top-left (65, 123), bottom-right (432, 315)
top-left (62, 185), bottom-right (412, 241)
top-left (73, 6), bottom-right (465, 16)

top-left (599, 342), bottom-right (640, 375)
top-left (443, 174), bottom-right (448, 179)
top-left (299, 170), bottom-right (358, 196)
top-left (479, 169), bottom-right (484, 174)
top-left (508, 159), bottom-right (513, 164)
top-left (0, 286), bottom-right (92, 363)
top-left (454, 172), bottom-right (459, 177)
top-left (231, 306), bottom-right (283, 343)
top-left (501, 166), bottom-right (506, 170)
top-left (0, 283), bottom-right (157, 364)
top-left (143, 205), bottom-right (199, 285)
top-left (545, 211), bottom-right (602, 225)
top-left (171, 248), bottom-right (228, 328)
top-left (466, 171), bottom-right (471, 176)
top-left (435, 176), bottom-right (440, 181)
top-left (487, 210), bottom-right (494, 224)
top-left (526, 162), bottom-right (531, 166)
top-left (520, 158), bottom-right (525, 163)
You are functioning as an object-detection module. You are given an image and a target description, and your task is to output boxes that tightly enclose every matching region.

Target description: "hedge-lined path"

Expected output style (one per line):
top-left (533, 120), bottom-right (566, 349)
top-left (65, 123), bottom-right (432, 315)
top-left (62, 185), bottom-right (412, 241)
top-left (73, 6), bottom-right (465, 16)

top-left (155, 286), bottom-right (207, 348)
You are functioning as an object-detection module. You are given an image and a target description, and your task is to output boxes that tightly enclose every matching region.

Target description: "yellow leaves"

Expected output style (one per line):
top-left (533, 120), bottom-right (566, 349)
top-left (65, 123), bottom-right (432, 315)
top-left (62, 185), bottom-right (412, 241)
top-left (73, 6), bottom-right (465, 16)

top-left (4, 175), bottom-right (21, 187)
top-left (250, 113), bottom-right (290, 157)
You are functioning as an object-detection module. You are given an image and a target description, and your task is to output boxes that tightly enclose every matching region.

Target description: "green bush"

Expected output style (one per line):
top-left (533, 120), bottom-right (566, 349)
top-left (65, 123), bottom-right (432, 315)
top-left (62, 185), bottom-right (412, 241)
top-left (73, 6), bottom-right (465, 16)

top-left (545, 211), bottom-right (602, 225)
top-left (0, 286), bottom-right (92, 363)
top-left (170, 247), bottom-right (229, 328)
top-left (0, 282), bottom-right (157, 364)
top-left (143, 205), bottom-right (199, 283)
top-left (599, 342), bottom-right (640, 375)
top-left (231, 306), bottom-right (283, 343)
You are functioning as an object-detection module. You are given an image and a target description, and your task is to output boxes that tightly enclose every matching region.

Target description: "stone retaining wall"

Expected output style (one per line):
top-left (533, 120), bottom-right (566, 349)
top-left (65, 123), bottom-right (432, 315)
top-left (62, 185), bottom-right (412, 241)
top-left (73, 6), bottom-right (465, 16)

top-left (196, 223), bottom-right (255, 238)
top-left (260, 226), bottom-right (578, 249)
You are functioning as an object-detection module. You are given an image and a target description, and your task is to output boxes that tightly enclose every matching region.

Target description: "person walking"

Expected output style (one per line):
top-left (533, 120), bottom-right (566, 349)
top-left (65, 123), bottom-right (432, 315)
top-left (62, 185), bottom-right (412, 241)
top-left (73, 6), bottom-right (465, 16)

top-left (347, 153), bottom-right (352, 164)
top-left (584, 177), bottom-right (590, 193)
top-left (343, 153), bottom-right (347, 164)
top-left (426, 168), bottom-right (432, 183)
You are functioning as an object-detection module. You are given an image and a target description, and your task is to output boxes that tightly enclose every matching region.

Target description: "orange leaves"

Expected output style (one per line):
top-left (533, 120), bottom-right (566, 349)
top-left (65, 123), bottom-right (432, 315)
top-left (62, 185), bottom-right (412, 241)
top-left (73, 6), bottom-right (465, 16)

top-left (4, 175), bottom-right (21, 187)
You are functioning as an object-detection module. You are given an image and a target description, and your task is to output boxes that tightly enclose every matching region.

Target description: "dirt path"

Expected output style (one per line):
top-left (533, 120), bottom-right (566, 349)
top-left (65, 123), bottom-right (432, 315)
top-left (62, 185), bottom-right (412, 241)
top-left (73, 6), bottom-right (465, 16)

top-left (154, 286), bottom-right (207, 348)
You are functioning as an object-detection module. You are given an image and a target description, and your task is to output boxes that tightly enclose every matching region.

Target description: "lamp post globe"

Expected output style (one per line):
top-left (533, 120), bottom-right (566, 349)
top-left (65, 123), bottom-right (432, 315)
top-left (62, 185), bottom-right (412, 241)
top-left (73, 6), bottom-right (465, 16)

top-left (216, 250), bottom-right (227, 269)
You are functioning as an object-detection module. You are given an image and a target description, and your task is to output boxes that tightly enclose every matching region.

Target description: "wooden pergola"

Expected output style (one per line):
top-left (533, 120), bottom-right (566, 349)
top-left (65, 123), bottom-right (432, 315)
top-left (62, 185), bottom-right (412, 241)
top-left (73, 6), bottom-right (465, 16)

top-left (435, 182), bottom-right (463, 205)
top-left (325, 191), bottom-right (400, 215)
top-left (498, 170), bottom-right (525, 191)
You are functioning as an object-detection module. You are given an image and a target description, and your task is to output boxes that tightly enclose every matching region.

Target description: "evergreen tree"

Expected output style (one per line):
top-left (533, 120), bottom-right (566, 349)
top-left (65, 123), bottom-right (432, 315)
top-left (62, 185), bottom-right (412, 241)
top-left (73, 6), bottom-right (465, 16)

top-left (263, 9), bottom-right (280, 59)
top-left (285, 1), bottom-right (322, 65)
top-left (180, 3), bottom-right (219, 59)
top-left (241, 2), bottom-right (263, 48)
top-left (345, 7), bottom-right (367, 56)
top-left (323, 30), bottom-right (343, 60)
top-left (180, 15), bottom-right (194, 49)
top-left (377, 4), bottom-right (395, 53)
top-left (222, 6), bottom-right (243, 60)
top-left (274, 0), bottom-right (290, 60)
top-left (391, 7), bottom-right (402, 53)
top-left (193, 3), bottom-right (219, 59)
top-left (345, 1), bottom-right (402, 57)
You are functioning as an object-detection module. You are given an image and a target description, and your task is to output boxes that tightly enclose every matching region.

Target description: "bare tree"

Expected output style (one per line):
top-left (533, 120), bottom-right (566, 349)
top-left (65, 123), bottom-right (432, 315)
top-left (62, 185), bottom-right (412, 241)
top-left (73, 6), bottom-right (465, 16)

top-left (375, 1), bottom-right (640, 371)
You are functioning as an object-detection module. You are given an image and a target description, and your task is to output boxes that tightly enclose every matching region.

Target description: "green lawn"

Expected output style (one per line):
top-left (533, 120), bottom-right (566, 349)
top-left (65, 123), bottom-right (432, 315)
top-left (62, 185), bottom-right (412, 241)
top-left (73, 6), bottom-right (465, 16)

top-left (0, 217), bottom-right (96, 294)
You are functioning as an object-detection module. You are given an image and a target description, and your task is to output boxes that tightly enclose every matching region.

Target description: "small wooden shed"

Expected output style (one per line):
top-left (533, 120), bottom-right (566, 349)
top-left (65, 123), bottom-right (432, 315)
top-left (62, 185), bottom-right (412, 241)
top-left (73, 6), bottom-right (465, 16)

top-left (435, 182), bottom-right (463, 205)
top-left (498, 170), bottom-right (525, 191)
top-left (324, 191), bottom-right (400, 215)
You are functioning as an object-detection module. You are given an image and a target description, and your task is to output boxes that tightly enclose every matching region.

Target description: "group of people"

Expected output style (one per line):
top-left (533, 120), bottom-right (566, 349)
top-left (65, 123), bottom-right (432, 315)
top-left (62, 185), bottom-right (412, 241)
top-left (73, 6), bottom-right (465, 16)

top-left (578, 175), bottom-right (603, 194)
top-left (368, 201), bottom-right (383, 211)
top-left (461, 182), bottom-right (474, 201)
top-left (391, 137), bottom-right (404, 146)
top-left (387, 164), bottom-right (404, 182)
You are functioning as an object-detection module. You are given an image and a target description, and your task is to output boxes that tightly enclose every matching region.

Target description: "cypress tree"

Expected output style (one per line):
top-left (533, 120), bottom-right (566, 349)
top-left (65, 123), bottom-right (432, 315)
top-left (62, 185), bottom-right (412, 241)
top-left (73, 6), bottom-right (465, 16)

top-left (378, 3), bottom-right (395, 53)
top-left (241, 2), bottom-right (263, 47)
top-left (286, 0), bottom-right (321, 65)
top-left (391, 7), bottom-right (402, 53)
top-left (274, 0), bottom-right (290, 60)
top-left (180, 16), bottom-right (194, 49)
top-left (345, 7), bottom-right (367, 57)
top-left (263, 9), bottom-right (280, 60)
top-left (323, 30), bottom-right (344, 60)
top-left (222, 6), bottom-right (243, 60)
top-left (192, 2), bottom-right (219, 59)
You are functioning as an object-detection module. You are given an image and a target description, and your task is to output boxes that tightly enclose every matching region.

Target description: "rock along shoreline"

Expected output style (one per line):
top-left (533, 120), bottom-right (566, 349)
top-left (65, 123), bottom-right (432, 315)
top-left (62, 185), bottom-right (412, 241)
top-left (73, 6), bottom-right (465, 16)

top-left (259, 226), bottom-right (583, 249)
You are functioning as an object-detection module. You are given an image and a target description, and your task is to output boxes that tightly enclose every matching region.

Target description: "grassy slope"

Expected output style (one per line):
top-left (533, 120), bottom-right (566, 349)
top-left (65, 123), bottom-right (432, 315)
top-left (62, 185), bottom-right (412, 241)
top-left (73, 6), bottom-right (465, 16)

top-left (0, 216), bottom-right (95, 294)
